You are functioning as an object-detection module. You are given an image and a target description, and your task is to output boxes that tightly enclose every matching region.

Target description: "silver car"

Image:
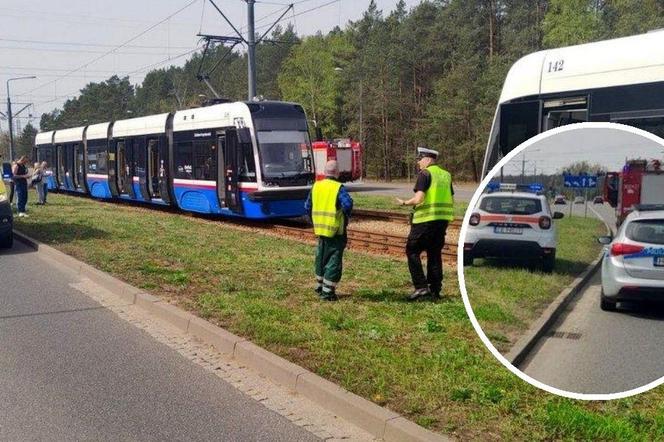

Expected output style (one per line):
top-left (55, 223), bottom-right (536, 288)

top-left (599, 206), bottom-right (664, 311)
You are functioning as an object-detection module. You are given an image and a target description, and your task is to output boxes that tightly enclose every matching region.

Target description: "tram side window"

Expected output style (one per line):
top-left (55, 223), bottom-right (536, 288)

top-left (135, 139), bottom-right (146, 177)
top-left (194, 141), bottom-right (216, 181)
top-left (88, 145), bottom-right (98, 173)
top-left (87, 144), bottom-right (108, 174)
top-left (175, 141), bottom-right (193, 179)
top-left (240, 142), bottom-right (256, 182)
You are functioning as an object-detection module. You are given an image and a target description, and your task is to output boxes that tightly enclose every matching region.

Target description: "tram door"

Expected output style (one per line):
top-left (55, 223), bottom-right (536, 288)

top-left (116, 140), bottom-right (135, 198)
top-left (74, 143), bottom-right (85, 191)
top-left (147, 138), bottom-right (161, 199)
top-left (65, 144), bottom-right (75, 189)
top-left (217, 128), bottom-right (242, 213)
top-left (56, 145), bottom-right (65, 187)
top-left (136, 138), bottom-right (151, 201)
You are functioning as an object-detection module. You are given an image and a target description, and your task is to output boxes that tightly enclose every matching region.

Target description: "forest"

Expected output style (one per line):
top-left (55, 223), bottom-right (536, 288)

top-left (7, 0), bottom-right (664, 181)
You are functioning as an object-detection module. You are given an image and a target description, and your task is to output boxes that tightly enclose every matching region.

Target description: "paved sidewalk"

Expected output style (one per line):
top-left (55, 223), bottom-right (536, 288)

top-left (0, 241), bottom-right (374, 441)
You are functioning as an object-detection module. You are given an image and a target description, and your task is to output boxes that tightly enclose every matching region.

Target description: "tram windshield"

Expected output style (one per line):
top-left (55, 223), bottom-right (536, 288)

top-left (257, 130), bottom-right (314, 183)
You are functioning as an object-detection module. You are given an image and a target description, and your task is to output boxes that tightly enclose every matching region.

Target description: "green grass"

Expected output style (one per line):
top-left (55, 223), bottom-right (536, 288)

top-left (464, 216), bottom-right (605, 353)
top-left (352, 193), bottom-right (468, 217)
top-left (14, 191), bottom-right (664, 440)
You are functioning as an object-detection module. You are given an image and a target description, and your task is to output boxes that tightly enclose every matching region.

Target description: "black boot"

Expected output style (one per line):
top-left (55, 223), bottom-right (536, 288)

top-left (407, 288), bottom-right (431, 301)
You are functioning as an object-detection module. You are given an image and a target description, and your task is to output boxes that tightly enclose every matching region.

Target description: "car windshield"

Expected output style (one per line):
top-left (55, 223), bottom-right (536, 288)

top-left (480, 196), bottom-right (542, 215)
top-left (626, 219), bottom-right (664, 245)
top-left (257, 130), bottom-right (313, 179)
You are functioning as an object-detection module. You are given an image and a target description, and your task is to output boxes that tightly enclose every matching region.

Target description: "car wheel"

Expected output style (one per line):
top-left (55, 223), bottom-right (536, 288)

top-left (542, 252), bottom-right (556, 273)
top-left (600, 289), bottom-right (617, 312)
top-left (463, 254), bottom-right (474, 267)
top-left (0, 231), bottom-right (13, 249)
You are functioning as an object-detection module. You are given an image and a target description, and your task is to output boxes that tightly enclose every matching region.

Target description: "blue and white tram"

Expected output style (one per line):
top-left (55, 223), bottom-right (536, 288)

top-left (35, 101), bottom-right (316, 219)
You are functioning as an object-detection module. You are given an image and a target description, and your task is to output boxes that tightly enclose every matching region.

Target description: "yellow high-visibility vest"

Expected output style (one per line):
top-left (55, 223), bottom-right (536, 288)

top-left (311, 178), bottom-right (343, 237)
top-left (412, 165), bottom-right (454, 224)
top-left (0, 179), bottom-right (5, 197)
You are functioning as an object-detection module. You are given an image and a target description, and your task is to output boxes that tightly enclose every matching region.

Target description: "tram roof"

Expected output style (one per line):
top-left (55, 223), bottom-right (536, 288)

top-left (35, 130), bottom-right (54, 146)
top-left (112, 113), bottom-right (170, 138)
top-left (86, 122), bottom-right (111, 141)
top-left (500, 29), bottom-right (664, 103)
top-left (172, 101), bottom-right (252, 133)
top-left (53, 126), bottom-right (85, 143)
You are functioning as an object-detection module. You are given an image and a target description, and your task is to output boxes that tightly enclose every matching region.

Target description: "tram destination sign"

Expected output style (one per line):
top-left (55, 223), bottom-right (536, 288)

top-left (563, 175), bottom-right (597, 188)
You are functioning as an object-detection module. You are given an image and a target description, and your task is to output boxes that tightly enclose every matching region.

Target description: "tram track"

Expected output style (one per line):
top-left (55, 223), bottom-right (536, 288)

top-left (52, 191), bottom-right (458, 261)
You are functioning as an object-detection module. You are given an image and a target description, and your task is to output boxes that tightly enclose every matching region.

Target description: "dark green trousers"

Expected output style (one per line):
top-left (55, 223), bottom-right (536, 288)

top-left (315, 234), bottom-right (347, 296)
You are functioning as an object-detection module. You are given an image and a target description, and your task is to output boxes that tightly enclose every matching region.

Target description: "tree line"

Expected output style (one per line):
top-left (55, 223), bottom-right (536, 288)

top-left (4, 0), bottom-right (662, 180)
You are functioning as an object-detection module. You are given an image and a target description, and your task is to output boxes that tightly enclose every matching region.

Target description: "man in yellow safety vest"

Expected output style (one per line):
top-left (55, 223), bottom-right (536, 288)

top-left (304, 160), bottom-right (353, 301)
top-left (396, 147), bottom-right (454, 301)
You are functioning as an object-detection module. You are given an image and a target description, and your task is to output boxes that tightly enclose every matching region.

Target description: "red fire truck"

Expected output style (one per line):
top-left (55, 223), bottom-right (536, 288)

top-left (604, 159), bottom-right (664, 225)
top-left (312, 138), bottom-right (362, 182)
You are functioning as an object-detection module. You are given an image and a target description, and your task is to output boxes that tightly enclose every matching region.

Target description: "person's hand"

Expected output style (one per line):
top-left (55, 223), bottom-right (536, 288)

top-left (395, 198), bottom-right (405, 206)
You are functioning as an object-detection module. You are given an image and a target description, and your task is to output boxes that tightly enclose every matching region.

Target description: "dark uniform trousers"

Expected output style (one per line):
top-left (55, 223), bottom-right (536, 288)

top-left (406, 220), bottom-right (448, 294)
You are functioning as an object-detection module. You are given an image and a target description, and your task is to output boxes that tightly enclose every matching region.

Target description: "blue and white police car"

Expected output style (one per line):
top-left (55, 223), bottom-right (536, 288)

top-left (464, 183), bottom-right (564, 272)
top-left (599, 205), bottom-right (664, 311)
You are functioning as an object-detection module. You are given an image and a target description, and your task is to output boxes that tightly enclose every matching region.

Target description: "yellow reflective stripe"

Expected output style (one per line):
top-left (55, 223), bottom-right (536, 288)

top-left (311, 211), bottom-right (338, 217)
top-left (415, 203), bottom-right (453, 209)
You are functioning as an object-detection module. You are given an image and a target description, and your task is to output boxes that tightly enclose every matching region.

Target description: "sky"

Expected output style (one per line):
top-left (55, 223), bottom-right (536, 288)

top-left (497, 126), bottom-right (664, 177)
top-left (0, 0), bottom-right (422, 131)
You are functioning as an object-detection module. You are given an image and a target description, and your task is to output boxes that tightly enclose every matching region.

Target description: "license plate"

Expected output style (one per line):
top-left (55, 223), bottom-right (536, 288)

top-left (654, 257), bottom-right (664, 267)
top-left (494, 226), bottom-right (523, 235)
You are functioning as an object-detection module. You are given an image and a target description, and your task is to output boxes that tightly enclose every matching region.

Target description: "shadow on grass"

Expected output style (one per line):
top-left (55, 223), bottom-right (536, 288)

top-left (469, 257), bottom-right (594, 277)
top-left (17, 222), bottom-right (109, 245)
top-left (352, 288), bottom-right (452, 303)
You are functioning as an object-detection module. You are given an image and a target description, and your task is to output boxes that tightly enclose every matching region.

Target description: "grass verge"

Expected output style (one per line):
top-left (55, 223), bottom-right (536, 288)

top-left (464, 216), bottom-right (605, 352)
top-left (14, 192), bottom-right (664, 440)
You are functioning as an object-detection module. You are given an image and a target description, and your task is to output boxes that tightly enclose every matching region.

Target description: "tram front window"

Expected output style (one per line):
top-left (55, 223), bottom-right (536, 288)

top-left (257, 130), bottom-right (314, 184)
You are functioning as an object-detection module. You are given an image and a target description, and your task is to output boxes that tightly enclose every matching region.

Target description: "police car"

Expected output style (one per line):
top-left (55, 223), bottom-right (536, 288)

top-left (598, 205), bottom-right (664, 311)
top-left (463, 184), bottom-right (564, 272)
top-left (0, 174), bottom-right (13, 248)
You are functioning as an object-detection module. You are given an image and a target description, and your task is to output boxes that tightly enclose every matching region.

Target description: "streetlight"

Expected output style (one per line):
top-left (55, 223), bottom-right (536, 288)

top-left (7, 75), bottom-right (36, 160)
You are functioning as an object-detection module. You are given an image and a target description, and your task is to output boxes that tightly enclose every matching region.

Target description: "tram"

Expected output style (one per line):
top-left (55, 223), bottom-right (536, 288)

top-left (35, 101), bottom-right (315, 219)
top-left (483, 30), bottom-right (664, 177)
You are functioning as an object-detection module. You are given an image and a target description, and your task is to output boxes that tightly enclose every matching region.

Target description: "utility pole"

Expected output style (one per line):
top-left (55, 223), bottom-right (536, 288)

top-left (198, 0), bottom-right (293, 101)
top-left (6, 76), bottom-right (36, 161)
top-left (247, 0), bottom-right (256, 100)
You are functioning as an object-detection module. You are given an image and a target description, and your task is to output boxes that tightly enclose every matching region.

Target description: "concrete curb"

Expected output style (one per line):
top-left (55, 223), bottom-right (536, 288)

top-left (13, 230), bottom-right (450, 442)
top-left (506, 215), bottom-right (612, 368)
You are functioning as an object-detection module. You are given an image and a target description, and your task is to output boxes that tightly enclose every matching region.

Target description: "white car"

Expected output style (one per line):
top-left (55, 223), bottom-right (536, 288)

top-left (463, 190), bottom-right (564, 272)
top-left (599, 206), bottom-right (664, 311)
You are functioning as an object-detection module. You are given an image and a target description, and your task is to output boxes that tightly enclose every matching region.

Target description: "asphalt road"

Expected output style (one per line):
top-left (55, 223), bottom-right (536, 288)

top-left (0, 242), bottom-right (318, 441)
top-left (520, 203), bottom-right (664, 394)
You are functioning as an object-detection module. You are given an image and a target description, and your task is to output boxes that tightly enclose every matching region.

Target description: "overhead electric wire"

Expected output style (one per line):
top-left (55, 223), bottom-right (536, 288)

top-left (30, 45), bottom-right (204, 107)
top-left (254, 0), bottom-right (340, 32)
top-left (17, 0), bottom-right (200, 98)
top-left (0, 37), bottom-right (191, 50)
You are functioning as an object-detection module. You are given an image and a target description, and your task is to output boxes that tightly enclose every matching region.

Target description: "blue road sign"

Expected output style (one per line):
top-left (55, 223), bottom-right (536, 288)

top-left (563, 175), bottom-right (597, 188)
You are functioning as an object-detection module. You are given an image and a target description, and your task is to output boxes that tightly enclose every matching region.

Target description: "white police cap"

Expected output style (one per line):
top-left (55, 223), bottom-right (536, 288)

top-left (416, 147), bottom-right (438, 159)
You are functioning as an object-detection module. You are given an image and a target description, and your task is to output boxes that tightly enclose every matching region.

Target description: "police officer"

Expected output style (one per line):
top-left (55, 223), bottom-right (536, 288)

top-left (305, 160), bottom-right (353, 301)
top-left (396, 147), bottom-right (454, 301)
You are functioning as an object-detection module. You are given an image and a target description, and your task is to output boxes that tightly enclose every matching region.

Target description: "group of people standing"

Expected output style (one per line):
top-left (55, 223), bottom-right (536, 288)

top-left (306, 146), bottom-right (453, 302)
top-left (4, 156), bottom-right (49, 217)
